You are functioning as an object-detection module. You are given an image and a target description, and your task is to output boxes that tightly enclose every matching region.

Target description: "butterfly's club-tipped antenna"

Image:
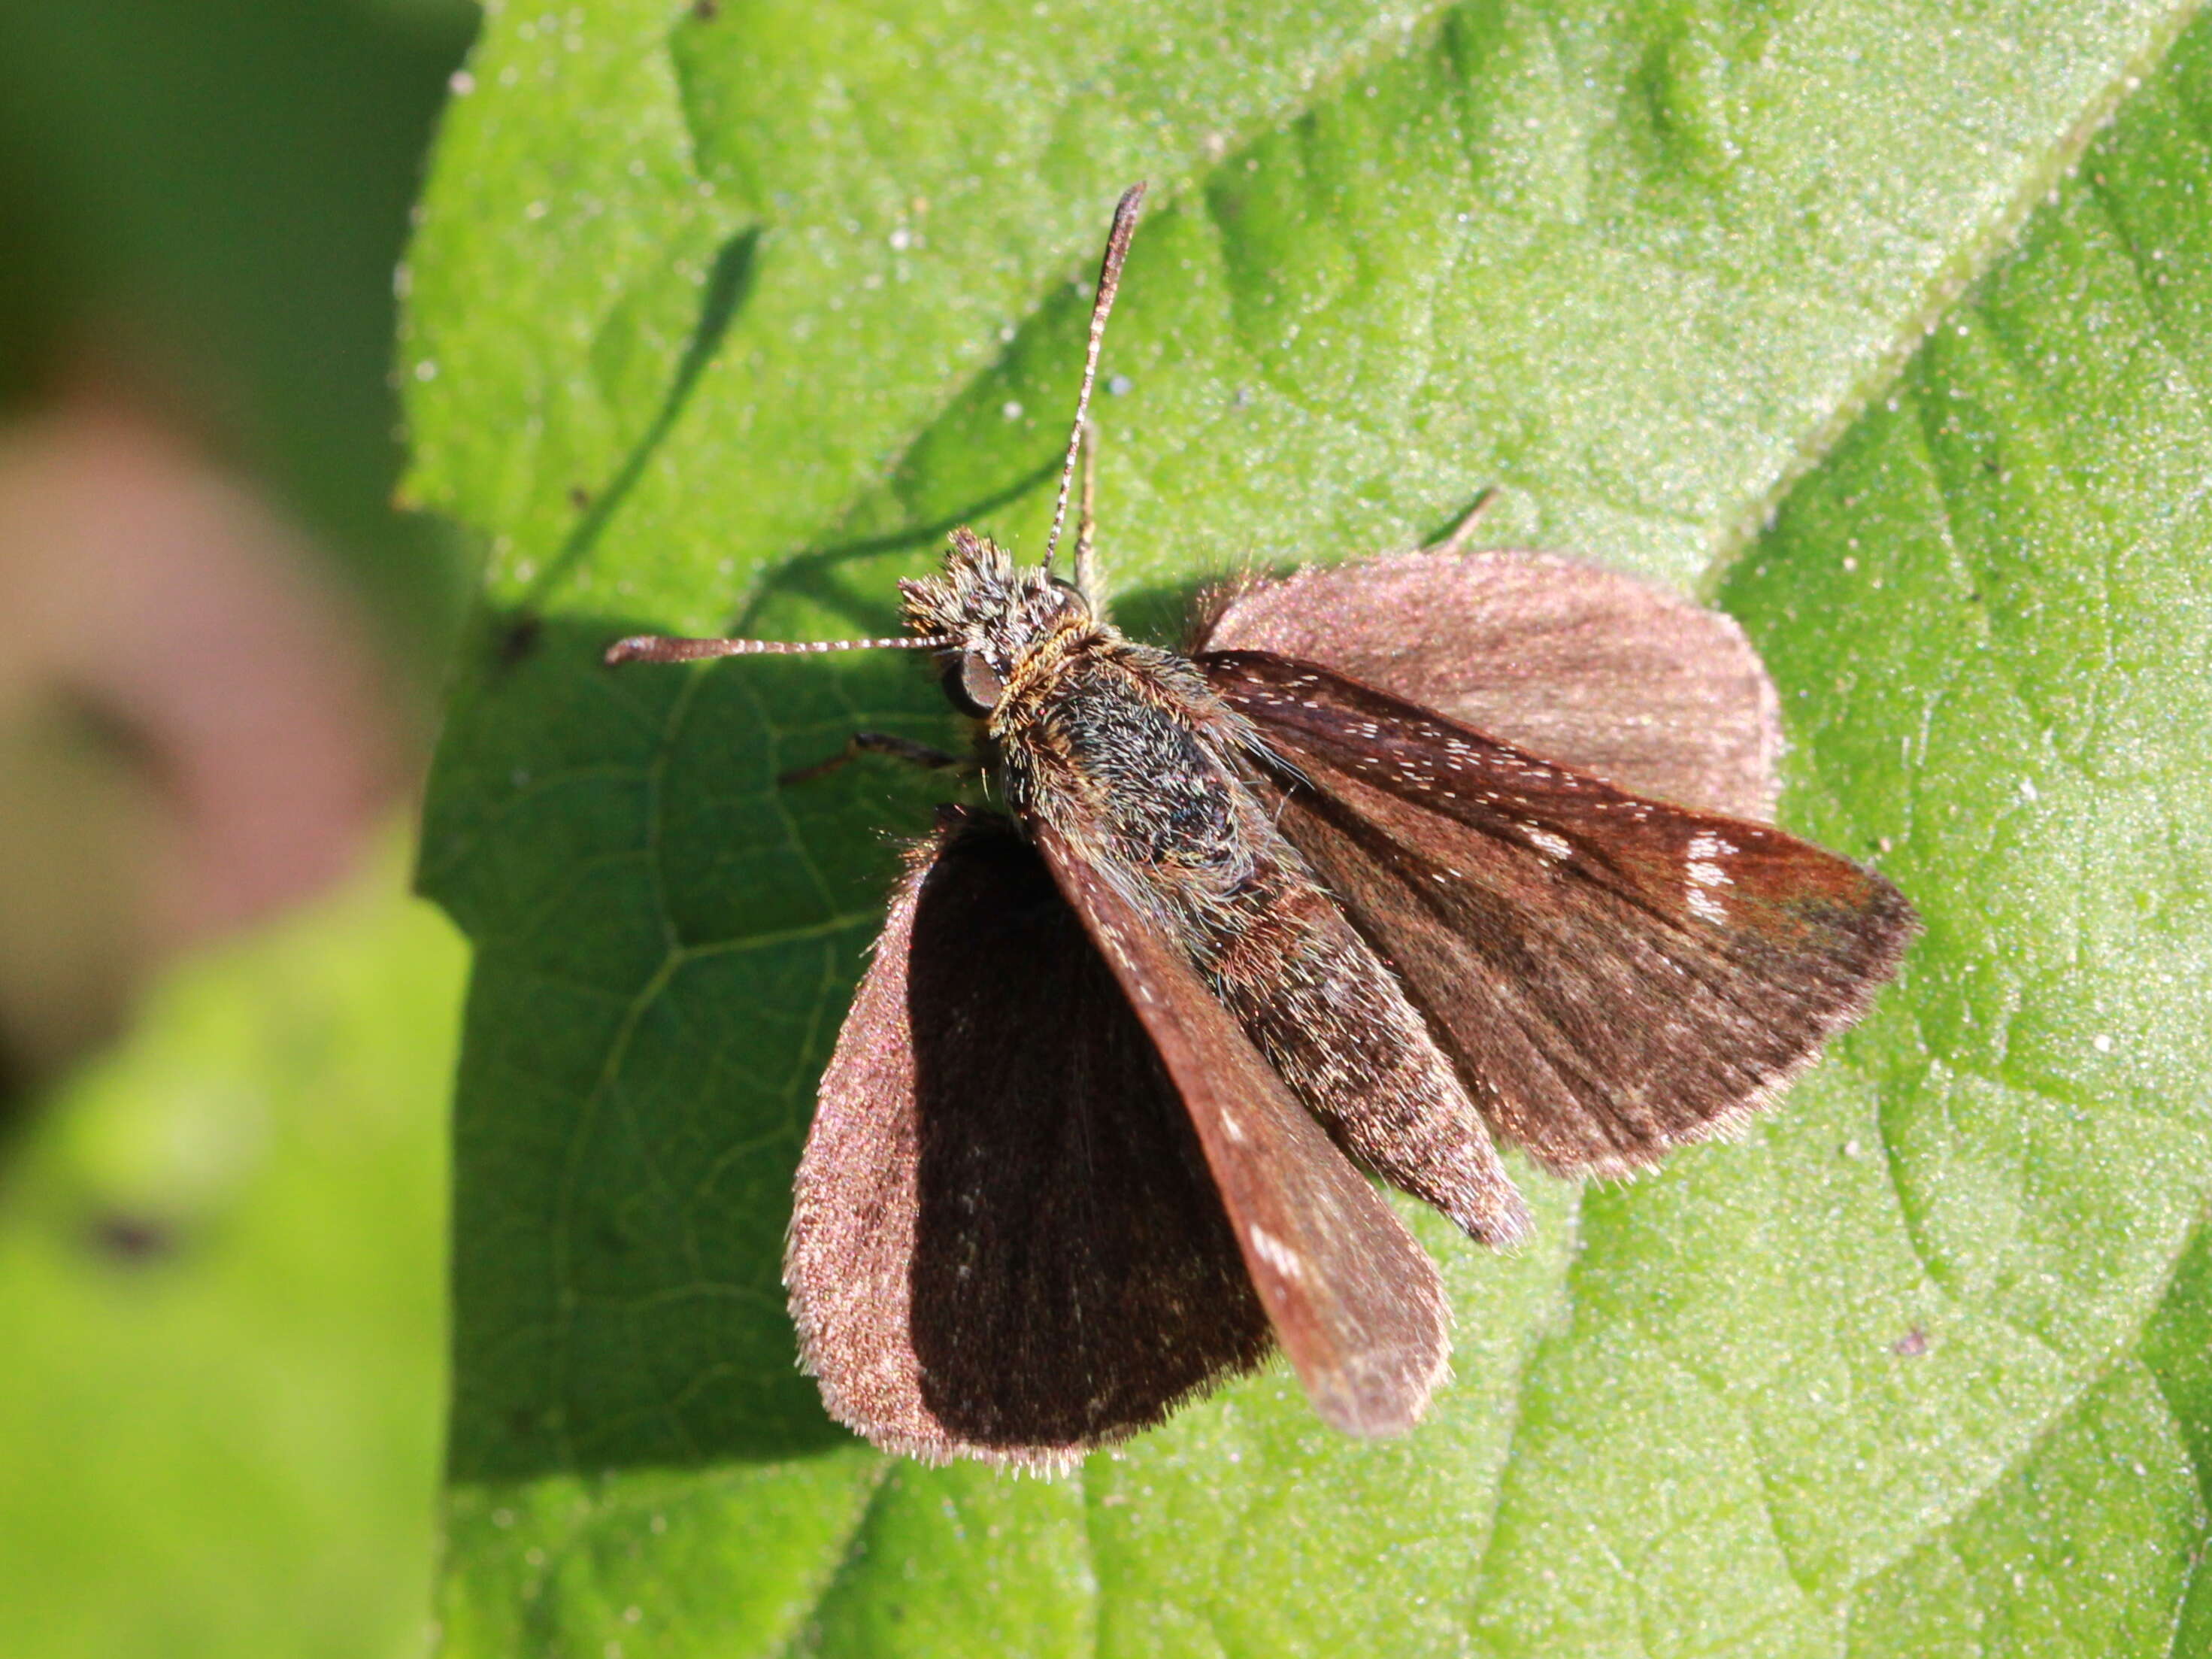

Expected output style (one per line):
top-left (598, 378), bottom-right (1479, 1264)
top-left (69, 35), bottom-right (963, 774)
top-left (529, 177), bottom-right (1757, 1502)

top-left (1042, 182), bottom-right (1146, 579)
top-left (1071, 418), bottom-right (1102, 606)
top-left (603, 631), bottom-right (955, 668)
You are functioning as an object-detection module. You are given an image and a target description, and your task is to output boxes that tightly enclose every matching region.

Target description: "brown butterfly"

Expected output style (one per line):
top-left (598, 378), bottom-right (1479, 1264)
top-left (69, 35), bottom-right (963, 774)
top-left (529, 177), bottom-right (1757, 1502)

top-left (606, 184), bottom-right (1917, 1469)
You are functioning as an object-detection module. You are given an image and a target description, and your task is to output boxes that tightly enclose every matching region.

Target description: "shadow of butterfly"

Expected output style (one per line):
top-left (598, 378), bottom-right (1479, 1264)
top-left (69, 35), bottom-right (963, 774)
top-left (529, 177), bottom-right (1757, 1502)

top-left (607, 185), bottom-right (1917, 1470)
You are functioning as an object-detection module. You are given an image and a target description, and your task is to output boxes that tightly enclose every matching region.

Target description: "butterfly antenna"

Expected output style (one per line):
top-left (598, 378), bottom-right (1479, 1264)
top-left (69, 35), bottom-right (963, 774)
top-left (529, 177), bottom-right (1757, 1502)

top-left (1042, 181), bottom-right (1146, 577)
top-left (604, 631), bottom-right (954, 666)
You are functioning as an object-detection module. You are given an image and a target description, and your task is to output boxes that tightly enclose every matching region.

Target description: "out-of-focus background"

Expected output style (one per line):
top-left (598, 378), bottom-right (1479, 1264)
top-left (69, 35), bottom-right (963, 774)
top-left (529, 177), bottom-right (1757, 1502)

top-left (0, 3), bottom-right (477, 1654)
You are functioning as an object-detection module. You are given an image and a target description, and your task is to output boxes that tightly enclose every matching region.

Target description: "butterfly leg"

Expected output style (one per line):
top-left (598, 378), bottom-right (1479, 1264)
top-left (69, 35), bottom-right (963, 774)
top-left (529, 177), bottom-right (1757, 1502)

top-left (1071, 420), bottom-right (1108, 620)
top-left (1421, 487), bottom-right (1500, 558)
top-left (779, 732), bottom-right (974, 787)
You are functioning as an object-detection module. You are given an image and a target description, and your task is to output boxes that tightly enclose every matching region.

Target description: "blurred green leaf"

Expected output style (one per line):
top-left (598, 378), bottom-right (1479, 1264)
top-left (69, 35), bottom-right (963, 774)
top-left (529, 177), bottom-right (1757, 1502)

top-left (408, 1), bottom-right (2212, 1652)
top-left (0, 848), bottom-right (465, 1659)
top-left (0, 0), bottom-right (475, 679)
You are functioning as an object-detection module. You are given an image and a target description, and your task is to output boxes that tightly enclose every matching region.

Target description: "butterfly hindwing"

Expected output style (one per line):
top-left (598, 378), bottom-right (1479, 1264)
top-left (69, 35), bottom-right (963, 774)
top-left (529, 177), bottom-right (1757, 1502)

top-left (786, 808), bottom-right (1271, 1469)
top-left (1195, 546), bottom-right (1781, 820)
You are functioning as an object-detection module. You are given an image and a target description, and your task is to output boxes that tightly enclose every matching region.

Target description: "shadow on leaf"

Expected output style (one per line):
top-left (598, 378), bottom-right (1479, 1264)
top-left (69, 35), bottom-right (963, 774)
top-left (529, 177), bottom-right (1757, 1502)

top-left (425, 550), bottom-right (1222, 1481)
top-left (426, 610), bottom-right (962, 1476)
top-left (523, 226), bottom-right (763, 608)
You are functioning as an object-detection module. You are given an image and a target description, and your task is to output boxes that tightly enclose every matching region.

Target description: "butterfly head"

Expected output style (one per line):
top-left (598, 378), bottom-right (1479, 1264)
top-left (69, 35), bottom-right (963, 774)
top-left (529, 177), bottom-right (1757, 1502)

top-left (900, 528), bottom-right (1094, 714)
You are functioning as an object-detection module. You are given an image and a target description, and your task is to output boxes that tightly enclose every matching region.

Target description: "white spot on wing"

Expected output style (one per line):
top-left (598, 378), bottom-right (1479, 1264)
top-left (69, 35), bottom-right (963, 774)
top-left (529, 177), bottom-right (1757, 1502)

top-left (1686, 829), bottom-right (1736, 922)
top-left (1247, 1224), bottom-right (1304, 1283)
top-left (1520, 823), bottom-right (1572, 860)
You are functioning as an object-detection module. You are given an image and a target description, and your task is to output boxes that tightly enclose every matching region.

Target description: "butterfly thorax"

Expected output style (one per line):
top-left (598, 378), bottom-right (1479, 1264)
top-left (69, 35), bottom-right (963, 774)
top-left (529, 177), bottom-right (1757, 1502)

top-left (999, 643), bottom-right (1257, 879)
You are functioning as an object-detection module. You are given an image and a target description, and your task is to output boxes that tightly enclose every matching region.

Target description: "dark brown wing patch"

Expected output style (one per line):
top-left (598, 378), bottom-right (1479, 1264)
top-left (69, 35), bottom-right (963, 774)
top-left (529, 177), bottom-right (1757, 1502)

top-left (1033, 821), bottom-right (1450, 1438)
top-left (1195, 547), bottom-right (1780, 820)
top-left (785, 808), bottom-right (1270, 1469)
top-left (1200, 651), bottom-right (1917, 1178)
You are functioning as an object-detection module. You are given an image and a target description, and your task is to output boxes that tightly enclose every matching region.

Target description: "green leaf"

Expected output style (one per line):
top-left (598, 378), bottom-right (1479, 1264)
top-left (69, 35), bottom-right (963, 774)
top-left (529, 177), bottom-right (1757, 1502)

top-left (408, 1), bottom-right (2212, 1651)
top-left (0, 848), bottom-right (465, 1658)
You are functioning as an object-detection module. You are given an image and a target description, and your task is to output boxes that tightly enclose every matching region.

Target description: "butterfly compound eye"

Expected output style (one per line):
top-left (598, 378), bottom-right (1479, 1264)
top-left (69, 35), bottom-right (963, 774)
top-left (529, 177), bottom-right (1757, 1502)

top-left (943, 652), bottom-right (1004, 716)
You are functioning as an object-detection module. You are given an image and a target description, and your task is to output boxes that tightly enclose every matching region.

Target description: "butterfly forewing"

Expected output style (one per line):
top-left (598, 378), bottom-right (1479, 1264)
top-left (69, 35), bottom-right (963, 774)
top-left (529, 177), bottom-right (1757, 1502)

top-left (1198, 649), bottom-right (1917, 1178)
top-left (1032, 820), bottom-right (1450, 1438)
top-left (1195, 547), bottom-right (1781, 820)
top-left (786, 808), bottom-right (1271, 1469)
